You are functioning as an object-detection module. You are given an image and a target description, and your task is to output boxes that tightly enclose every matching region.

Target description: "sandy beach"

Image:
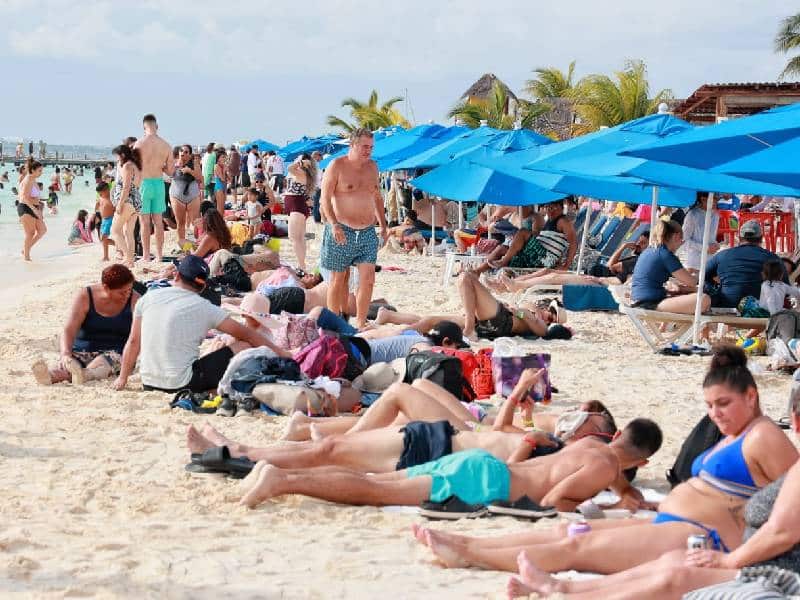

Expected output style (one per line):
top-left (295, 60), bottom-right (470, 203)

top-left (1, 228), bottom-right (794, 599)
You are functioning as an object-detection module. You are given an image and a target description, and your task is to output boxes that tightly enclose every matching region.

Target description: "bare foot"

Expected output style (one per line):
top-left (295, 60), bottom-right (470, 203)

top-left (200, 423), bottom-right (247, 457)
top-left (62, 355), bottom-right (85, 385)
top-left (485, 276), bottom-right (506, 293)
top-left (506, 576), bottom-right (535, 599)
top-left (516, 551), bottom-right (562, 595)
top-left (31, 360), bottom-right (52, 385)
top-left (187, 424), bottom-right (215, 455)
top-left (410, 523), bottom-right (428, 546)
top-left (240, 463), bottom-right (282, 508)
top-left (310, 423), bottom-right (330, 442)
top-left (282, 411), bottom-right (311, 441)
top-left (239, 460), bottom-right (269, 495)
top-left (425, 530), bottom-right (471, 569)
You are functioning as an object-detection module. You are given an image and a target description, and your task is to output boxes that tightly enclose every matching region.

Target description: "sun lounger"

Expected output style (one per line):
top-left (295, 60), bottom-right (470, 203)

top-left (608, 285), bottom-right (769, 352)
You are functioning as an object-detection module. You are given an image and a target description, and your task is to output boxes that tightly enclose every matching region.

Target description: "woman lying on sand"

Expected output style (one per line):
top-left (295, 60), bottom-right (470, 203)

top-left (375, 271), bottom-right (565, 340)
top-left (412, 345), bottom-right (797, 576)
top-left (505, 386), bottom-right (800, 600)
top-left (32, 265), bottom-right (139, 385)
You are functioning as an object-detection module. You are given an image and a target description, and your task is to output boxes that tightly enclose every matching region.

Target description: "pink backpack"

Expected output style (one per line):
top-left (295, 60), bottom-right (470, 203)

top-left (292, 334), bottom-right (348, 379)
top-left (272, 311), bottom-right (319, 351)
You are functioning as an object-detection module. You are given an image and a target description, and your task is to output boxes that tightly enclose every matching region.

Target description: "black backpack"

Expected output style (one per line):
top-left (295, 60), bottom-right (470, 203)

top-left (666, 415), bottom-right (722, 487)
top-left (218, 259), bottom-right (252, 292)
top-left (403, 351), bottom-right (465, 400)
top-left (766, 309), bottom-right (800, 343)
top-left (335, 334), bottom-right (372, 381)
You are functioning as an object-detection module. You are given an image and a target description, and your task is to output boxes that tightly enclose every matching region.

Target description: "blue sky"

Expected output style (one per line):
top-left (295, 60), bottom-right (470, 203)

top-left (0, 0), bottom-right (796, 145)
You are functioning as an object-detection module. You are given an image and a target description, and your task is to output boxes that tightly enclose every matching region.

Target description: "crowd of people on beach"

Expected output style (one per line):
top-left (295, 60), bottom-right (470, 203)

top-left (20, 113), bottom-right (800, 598)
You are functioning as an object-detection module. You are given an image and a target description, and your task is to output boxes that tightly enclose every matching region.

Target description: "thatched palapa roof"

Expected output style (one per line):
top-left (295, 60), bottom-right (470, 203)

top-left (461, 73), bottom-right (518, 101)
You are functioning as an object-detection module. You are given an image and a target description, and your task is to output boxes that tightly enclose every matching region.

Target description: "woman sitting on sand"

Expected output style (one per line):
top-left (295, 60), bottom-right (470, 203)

top-left (375, 271), bottom-right (565, 340)
top-left (413, 345), bottom-right (798, 577)
top-left (32, 265), bottom-right (139, 386)
top-left (193, 208), bottom-right (232, 259)
top-left (67, 209), bottom-right (94, 245)
top-left (506, 385), bottom-right (800, 599)
top-left (629, 219), bottom-right (710, 314)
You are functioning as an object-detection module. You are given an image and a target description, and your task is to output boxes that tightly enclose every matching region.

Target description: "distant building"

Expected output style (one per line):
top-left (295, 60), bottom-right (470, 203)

top-left (671, 82), bottom-right (800, 124)
top-left (460, 73), bottom-right (518, 118)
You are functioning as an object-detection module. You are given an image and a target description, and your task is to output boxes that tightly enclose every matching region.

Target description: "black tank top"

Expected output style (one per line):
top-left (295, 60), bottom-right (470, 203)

top-left (73, 287), bottom-right (133, 353)
top-left (543, 214), bottom-right (564, 232)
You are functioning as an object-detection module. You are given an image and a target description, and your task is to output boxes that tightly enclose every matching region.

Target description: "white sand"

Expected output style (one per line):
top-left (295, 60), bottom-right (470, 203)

top-left (0, 225), bottom-right (794, 599)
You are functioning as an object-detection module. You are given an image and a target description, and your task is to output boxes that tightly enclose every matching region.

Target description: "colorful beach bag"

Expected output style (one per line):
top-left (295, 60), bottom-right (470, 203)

top-left (293, 334), bottom-right (348, 379)
top-left (491, 352), bottom-right (552, 403)
top-left (272, 312), bottom-right (319, 351)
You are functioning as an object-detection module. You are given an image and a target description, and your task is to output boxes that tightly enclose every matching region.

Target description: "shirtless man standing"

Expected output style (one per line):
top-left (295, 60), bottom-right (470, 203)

top-left (319, 128), bottom-right (388, 329)
top-left (133, 114), bottom-right (172, 262)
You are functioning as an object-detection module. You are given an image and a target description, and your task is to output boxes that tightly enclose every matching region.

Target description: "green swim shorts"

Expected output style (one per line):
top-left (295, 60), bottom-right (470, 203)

top-left (140, 178), bottom-right (166, 215)
top-left (406, 448), bottom-right (510, 505)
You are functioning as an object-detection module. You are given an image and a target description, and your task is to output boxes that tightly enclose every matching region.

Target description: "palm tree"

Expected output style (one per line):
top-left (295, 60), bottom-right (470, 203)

top-left (568, 60), bottom-right (673, 134)
top-left (775, 13), bottom-right (800, 79)
top-left (326, 90), bottom-right (410, 133)
top-left (524, 61), bottom-right (577, 100)
top-left (448, 82), bottom-right (516, 129)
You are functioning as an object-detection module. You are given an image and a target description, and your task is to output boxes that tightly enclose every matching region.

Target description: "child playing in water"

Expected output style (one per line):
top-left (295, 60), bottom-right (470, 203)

top-left (96, 182), bottom-right (115, 261)
top-left (68, 210), bottom-right (94, 245)
top-left (47, 185), bottom-right (59, 215)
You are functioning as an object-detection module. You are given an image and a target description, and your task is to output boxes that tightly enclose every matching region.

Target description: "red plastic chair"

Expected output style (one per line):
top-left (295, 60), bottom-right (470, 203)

top-left (716, 209), bottom-right (737, 247)
top-left (739, 212), bottom-right (776, 252)
top-left (775, 212), bottom-right (795, 254)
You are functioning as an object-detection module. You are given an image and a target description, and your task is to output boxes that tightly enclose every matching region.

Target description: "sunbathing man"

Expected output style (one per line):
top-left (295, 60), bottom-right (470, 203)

top-left (411, 345), bottom-right (797, 577)
top-left (189, 368), bottom-right (619, 468)
top-left (375, 271), bottom-right (565, 340)
top-left (237, 405), bottom-right (661, 510)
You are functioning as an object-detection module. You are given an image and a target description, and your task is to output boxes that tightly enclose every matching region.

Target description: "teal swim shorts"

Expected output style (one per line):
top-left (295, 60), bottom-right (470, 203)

top-left (406, 448), bottom-right (510, 505)
top-left (140, 178), bottom-right (166, 215)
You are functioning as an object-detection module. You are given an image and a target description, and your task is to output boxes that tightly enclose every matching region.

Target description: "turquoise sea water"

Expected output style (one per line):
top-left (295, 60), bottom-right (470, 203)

top-left (0, 164), bottom-right (103, 259)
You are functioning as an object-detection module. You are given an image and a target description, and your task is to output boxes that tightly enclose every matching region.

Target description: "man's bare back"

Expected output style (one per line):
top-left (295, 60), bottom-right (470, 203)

top-left (326, 155), bottom-right (380, 229)
top-left (135, 134), bottom-right (172, 179)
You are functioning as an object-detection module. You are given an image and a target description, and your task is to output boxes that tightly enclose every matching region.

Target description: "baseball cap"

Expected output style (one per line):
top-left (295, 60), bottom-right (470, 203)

top-left (427, 320), bottom-right (469, 348)
top-left (740, 220), bottom-right (762, 240)
top-left (177, 255), bottom-right (210, 287)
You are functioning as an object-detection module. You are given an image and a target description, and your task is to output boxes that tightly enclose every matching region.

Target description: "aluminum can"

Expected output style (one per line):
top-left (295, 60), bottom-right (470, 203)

top-left (687, 534), bottom-right (707, 550)
top-left (567, 521), bottom-right (592, 537)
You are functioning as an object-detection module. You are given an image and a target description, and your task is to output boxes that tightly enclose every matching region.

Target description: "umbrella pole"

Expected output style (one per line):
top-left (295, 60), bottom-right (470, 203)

top-left (649, 187), bottom-right (659, 246)
top-left (575, 199), bottom-right (593, 273)
top-left (430, 204), bottom-right (436, 257)
top-left (691, 193), bottom-right (715, 347)
top-left (459, 201), bottom-right (463, 229)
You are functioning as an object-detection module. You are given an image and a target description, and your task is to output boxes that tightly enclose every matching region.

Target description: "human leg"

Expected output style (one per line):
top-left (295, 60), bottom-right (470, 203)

top-left (138, 214), bottom-right (152, 261)
top-left (288, 212), bottom-right (307, 270)
top-left (490, 231), bottom-right (531, 268)
top-left (457, 271), bottom-right (501, 337)
top-left (327, 270), bottom-right (350, 316)
top-left (20, 213), bottom-right (36, 260)
top-left (657, 293), bottom-right (711, 315)
top-left (150, 214), bottom-right (164, 261)
top-left (347, 382), bottom-right (470, 434)
top-left (171, 198), bottom-right (187, 244)
top-left (239, 462), bottom-right (431, 508)
top-left (410, 379), bottom-right (477, 424)
top-left (282, 412), bottom-right (360, 441)
top-left (32, 216), bottom-right (47, 246)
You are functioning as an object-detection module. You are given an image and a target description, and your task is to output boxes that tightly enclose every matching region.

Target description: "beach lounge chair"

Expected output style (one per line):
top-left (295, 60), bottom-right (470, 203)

top-left (608, 285), bottom-right (769, 352)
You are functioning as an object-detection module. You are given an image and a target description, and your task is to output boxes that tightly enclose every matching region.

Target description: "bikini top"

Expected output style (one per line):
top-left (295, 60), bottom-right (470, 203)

top-left (30, 184), bottom-right (41, 199)
top-left (691, 424), bottom-right (759, 499)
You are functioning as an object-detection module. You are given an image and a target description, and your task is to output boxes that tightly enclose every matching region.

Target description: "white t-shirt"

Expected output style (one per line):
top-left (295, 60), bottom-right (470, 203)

top-left (760, 280), bottom-right (800, 315)
top-left (247, 152), bottom-right (260, 174)
top-left (135, 286), bottom-right (229, 389)
top-left (268, 155), bottom-right (285, 176)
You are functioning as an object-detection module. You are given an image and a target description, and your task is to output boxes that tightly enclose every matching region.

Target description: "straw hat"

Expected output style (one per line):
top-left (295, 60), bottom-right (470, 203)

top-left (352, 358), bottom-right (407, 393)
top-left (229, 293), bottom-right (280, 329)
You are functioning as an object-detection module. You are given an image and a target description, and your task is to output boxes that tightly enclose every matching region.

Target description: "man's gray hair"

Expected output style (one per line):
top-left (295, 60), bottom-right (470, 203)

top-left (349, 128), bottom-right (374, 144)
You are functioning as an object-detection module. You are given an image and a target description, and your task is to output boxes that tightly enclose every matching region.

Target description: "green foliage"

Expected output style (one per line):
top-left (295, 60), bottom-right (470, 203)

top-left (326, 90), bottom-right (410, 132)
top-left (775, 14), bottom-right (800, 79)
top-left (524, 61), bottom-right (576, 100)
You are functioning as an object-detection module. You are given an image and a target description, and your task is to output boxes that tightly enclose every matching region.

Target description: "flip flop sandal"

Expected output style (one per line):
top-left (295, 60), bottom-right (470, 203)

top-left (778, 416), bottom-right (792, 430)
top-left (419, 496), bottom-right (488, 520)
top-left (487, 496), bottom-right (557, 520)
top-left (184, 446), bottom-right (255, 479)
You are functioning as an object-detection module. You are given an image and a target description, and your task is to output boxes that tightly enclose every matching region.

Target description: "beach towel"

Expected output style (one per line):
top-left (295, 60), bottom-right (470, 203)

top-left (562, 285), bottom-right (619, 312)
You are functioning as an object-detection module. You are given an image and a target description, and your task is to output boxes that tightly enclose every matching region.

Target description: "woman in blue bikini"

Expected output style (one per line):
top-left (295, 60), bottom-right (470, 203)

top-left (418, 345), bottom-right (797, 576)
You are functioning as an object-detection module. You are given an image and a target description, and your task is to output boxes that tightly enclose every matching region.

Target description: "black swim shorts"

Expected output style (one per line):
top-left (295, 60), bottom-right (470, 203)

top-left (396, 420), bottom-right (456, 470)
top-left (475, 304), bottom-right (515, 340)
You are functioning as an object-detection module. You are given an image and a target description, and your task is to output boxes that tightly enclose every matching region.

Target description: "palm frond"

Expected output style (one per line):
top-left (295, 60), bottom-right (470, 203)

top-left (326, 115), bottom-right (355, 133)
top-left (775, 14), bottom-right (800, 53)
top-left (780, 55), bottom-right (800, 80)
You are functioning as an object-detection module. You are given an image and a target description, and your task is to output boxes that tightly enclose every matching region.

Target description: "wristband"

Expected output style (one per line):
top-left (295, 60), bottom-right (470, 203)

top-left (523, 435), bottom-right (537, 450)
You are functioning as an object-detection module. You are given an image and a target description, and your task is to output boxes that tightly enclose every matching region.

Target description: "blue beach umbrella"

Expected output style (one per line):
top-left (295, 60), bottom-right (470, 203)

top-left (387, 126), bottom-right (503, 171)
top-left (712, 136), bottom-right (800, 188)
top-left (240, 138), bottom-right (280, 153)
top-left (621, 103), bottom-right (800, 170)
